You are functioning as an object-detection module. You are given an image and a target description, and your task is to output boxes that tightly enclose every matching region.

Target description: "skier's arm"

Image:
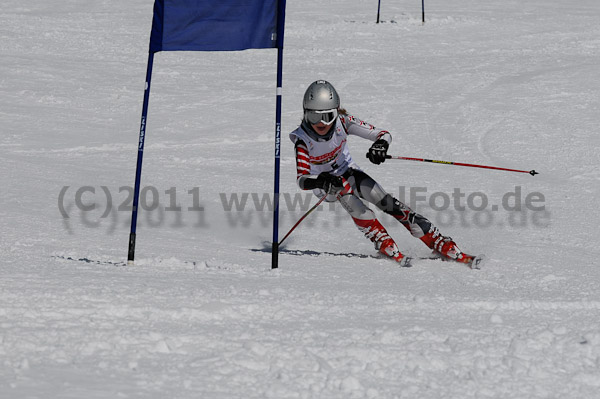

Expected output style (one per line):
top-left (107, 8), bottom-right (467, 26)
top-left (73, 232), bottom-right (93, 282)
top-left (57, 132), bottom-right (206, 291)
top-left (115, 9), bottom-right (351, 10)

top-left (295, 140), bottom-right (316, 189)
top-left (341, 114), bottom-right (392, 145)
top-left (341, 114), bottom-right (392, 164)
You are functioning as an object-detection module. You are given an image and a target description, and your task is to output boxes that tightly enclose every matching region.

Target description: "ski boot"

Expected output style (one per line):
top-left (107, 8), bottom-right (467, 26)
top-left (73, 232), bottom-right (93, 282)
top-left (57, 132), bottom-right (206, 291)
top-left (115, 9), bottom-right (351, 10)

top-left (354, 217), bottom-right (411, 267)
top-left (377, 238), bottom-right (411, 267)
top-left (422, 228), bottom-right (485, 269)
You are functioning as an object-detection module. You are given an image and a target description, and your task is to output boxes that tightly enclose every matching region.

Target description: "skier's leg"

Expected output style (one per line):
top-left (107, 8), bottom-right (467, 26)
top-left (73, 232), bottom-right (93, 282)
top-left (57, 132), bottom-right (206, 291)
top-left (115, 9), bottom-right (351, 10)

top-left (347, 169), bottom-right (466, 261)
top-left (337, 192), bottom-right (405, 262)
top-left (376, 194), bottom-right (466, 259)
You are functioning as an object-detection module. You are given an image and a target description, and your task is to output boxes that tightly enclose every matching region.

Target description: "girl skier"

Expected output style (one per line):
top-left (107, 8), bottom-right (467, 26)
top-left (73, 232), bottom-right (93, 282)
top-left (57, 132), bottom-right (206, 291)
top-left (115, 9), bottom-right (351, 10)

top-left (289, 80), bottom-right (481, 267)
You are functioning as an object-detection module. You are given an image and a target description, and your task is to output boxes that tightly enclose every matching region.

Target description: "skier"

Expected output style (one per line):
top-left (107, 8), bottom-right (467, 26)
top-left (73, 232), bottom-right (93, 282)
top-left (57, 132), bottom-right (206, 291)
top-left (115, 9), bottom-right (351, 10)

top-left (289, 80), bottom-right (481, 267)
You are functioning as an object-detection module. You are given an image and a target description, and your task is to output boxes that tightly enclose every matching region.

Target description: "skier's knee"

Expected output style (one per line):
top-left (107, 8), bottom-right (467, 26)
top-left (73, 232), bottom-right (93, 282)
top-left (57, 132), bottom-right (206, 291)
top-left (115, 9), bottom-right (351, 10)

top-left (377, 194), bottom-right (408, 214)
top-left (377, 194), bottom-right (433, 236)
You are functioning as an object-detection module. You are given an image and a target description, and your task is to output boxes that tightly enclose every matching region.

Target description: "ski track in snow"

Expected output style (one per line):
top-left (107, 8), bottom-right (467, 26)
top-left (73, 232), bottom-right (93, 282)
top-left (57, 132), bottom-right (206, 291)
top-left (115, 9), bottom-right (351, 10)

top-left (2, 0), bottom-right (600, 398)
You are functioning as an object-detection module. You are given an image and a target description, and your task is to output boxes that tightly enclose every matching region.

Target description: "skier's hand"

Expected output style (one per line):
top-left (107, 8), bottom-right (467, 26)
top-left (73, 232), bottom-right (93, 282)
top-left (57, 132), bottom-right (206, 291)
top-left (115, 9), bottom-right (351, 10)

top-left (315, 172), bottom-right (344, 195)
top-left (367, 139), bottom-right (389, 165)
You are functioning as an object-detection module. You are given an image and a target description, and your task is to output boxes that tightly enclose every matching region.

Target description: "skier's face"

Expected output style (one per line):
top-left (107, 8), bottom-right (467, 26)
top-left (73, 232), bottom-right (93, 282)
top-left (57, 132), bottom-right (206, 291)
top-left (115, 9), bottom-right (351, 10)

top-left (311, 122), bottom-right (334, 136)
top-left (305, 108), bottom-right (337, 136)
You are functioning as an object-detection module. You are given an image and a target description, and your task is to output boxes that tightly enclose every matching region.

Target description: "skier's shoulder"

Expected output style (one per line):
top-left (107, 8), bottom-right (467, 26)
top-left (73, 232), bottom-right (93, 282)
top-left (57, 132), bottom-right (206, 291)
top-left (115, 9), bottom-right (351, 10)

top-left (289, 124), bottom-right (310, 144)
top-left (341, 111), bottom-right (375, 129)
top-left (338, 109), bottom-right (354, 127)
top-left (338, 108), bottom-right (362, 121)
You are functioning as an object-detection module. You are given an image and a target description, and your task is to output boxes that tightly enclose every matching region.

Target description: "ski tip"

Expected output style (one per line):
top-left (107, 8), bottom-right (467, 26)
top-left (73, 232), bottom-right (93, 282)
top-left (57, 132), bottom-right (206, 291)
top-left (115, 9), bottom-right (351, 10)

top-left (399, 256), bottom-right (413, 268)
top-left (469, 254), bottom-right (486, 270)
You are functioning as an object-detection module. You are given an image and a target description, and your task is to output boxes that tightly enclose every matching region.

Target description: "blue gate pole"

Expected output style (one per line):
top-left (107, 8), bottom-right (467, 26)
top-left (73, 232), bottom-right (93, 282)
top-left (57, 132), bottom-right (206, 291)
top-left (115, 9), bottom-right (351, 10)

top-left (422, 0), bottom-right (425, 24)
top-left (272, 0), bottom-right (287, 269)
top-left (377, 0), bottom-right (382, 23)
top-left (128, 51), bottom-right (155, 265)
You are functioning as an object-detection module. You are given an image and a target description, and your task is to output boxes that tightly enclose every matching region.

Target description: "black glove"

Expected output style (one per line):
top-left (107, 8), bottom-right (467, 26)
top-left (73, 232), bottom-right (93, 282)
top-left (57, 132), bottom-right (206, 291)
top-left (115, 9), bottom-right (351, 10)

top-left (314, 172), bottom-right (344, 194)
top-left (367, 139), bottom-right (389, 165)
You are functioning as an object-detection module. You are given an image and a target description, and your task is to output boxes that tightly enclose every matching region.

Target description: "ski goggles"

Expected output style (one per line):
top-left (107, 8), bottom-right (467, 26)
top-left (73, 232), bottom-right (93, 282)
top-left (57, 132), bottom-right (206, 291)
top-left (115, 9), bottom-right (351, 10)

top-left (305, 109), bottom-right (338, 126)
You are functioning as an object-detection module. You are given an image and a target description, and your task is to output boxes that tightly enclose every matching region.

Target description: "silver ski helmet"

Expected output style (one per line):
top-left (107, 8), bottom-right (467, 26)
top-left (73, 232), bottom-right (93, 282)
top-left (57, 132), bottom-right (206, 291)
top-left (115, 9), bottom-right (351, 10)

top-left (303, 80), bottom-right (340, 126)
top-left (303, 80), bottom-right (340, 111)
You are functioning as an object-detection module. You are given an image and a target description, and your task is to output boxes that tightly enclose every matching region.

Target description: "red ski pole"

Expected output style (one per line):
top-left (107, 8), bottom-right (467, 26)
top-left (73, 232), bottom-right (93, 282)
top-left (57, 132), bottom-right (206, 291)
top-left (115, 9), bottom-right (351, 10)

top-left (279, 194), bottom-right (327, 246)
top-left (383, 155), bottom-right (538, 176)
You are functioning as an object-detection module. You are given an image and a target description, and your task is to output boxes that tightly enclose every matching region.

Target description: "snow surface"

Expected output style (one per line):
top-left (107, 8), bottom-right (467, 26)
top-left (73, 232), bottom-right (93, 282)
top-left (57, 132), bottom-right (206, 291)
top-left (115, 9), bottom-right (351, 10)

top-left (2, 0), bottom-right (600, 397)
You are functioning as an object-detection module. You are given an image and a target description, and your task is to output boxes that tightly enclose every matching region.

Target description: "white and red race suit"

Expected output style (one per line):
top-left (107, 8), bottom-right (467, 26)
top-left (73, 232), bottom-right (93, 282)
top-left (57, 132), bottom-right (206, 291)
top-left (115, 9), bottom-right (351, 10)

top-left (289, 113), bottom-right (391, 197)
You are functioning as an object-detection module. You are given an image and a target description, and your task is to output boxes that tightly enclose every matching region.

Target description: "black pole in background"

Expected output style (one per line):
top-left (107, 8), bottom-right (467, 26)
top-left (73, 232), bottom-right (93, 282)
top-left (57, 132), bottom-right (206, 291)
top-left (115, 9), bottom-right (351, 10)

top-left (272, 0), bottom-right (287, 269)
top-left (128, 51), bottom-right (155, 265)
top-left (271, 44), bottom-right (283, 270)
top-left (422, 0), bottom-right (425, 24)
top-left (376, 0), bottom-right (382, 23)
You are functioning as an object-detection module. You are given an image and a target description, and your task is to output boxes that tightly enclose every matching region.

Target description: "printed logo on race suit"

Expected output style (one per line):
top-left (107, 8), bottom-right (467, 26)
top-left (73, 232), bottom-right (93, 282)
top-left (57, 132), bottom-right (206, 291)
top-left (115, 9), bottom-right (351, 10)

top-left (346, 114), bottom-right (375, 130)
top-left (309, 139), bottom-right (346, 165)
